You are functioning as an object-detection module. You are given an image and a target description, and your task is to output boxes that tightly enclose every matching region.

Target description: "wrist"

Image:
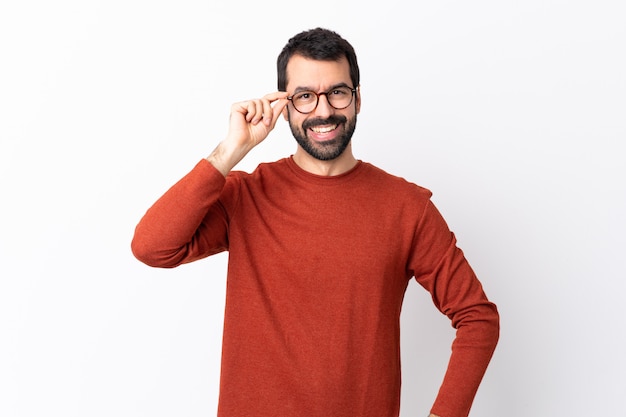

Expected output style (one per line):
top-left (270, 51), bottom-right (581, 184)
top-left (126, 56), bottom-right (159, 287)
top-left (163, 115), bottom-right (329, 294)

top-left (206, 140), bottom-right (250, 177)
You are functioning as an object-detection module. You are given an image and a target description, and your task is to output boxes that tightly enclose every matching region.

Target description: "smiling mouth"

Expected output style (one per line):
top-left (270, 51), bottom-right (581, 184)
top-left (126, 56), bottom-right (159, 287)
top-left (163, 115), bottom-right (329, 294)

top-left (310, 124), bottom-right (338, 134)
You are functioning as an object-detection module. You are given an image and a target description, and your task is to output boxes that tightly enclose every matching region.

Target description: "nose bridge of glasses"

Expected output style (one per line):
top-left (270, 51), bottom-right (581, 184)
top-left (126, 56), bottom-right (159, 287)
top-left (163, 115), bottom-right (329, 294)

top-left (318, 91), bottom-right (334, 107)
top-left (308, 91), bottom-right (332, 116)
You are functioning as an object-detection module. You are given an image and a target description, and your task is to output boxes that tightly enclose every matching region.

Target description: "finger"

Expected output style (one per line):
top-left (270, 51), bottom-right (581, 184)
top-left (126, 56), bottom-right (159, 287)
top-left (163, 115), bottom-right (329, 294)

top-left (261, 92), bottom-right (289, 126)
top-left (236, 93), bottom-right (289, 125)
top-left (246, 100), bottom-right (263, 125)
top-left (263, 91), bottom-right (289, 102)
top-left (267, 98), bottom-right (289, 129)
top-left (273, 98), bottom-right (289, 118)
top-left (232, 100), bottom-right (257, 123)
top-left (262, 98), bottom-right (275, 126)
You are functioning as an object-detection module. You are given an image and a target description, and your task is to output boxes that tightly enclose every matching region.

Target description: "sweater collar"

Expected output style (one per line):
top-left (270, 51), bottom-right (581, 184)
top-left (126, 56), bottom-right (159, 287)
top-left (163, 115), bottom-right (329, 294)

top-left (285, 155), bottom-right (365, 185)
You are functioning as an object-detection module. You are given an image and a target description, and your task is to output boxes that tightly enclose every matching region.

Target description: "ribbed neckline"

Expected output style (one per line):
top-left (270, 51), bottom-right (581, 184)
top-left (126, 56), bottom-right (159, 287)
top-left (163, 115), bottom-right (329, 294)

top-left (284, 155), bottom-right (365, 186)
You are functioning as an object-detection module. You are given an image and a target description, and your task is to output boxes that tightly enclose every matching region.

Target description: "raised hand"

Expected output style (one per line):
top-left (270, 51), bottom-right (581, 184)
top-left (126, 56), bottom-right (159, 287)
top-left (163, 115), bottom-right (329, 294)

top-left (207, 92), bottom-right (289, 176)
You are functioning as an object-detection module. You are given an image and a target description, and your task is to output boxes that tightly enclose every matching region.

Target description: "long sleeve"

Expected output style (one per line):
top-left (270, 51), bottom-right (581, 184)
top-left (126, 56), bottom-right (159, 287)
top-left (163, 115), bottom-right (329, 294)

top-left (131, 159), bottom-right (231, 268)
top-left (409, 201), bottom-right (500, 417)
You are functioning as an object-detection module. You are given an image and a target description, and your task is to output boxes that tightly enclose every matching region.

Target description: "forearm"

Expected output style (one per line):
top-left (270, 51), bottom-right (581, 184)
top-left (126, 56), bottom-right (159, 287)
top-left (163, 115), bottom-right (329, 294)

top-left (431, 306), bottom-right (500, 417)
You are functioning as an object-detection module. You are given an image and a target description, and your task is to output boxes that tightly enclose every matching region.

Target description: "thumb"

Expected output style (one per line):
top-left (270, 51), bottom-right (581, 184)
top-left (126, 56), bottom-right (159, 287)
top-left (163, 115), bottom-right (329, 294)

top-left (267, 98), bottom-right (289, 129)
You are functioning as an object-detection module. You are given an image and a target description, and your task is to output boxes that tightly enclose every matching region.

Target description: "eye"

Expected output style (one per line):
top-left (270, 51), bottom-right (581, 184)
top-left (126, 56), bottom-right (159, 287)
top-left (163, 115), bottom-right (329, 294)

top-left (330, 88), bottom-right (349, 96)
top-left (294, 91), bottom-right (314, 102)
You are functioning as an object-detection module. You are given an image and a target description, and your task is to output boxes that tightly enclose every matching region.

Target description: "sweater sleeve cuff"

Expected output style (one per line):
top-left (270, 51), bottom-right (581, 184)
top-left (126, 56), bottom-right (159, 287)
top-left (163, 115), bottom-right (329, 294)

top-left (196, 158), bottom-right (228, 186)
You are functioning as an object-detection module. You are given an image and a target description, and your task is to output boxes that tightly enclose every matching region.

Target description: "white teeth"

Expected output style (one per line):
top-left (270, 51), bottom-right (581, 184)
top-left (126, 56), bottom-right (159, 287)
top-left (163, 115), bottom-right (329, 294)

top-left (311, 125), bottom-right (337, 133)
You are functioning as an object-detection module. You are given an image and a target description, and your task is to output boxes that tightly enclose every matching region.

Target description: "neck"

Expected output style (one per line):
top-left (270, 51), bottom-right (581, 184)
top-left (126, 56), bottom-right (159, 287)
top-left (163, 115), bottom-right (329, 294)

top-left (292, 144), bottom-right (358, 176)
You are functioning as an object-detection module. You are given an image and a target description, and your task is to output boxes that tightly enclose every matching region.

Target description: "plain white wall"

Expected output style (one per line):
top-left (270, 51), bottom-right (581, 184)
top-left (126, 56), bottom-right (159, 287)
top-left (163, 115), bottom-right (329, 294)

top-left (1, 1), bottom-right (624, 416)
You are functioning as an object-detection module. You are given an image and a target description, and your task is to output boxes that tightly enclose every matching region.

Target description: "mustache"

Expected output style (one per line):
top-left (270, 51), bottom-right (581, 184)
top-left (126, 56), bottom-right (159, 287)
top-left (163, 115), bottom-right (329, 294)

top-left (302, 115), bottom-right (347, 131)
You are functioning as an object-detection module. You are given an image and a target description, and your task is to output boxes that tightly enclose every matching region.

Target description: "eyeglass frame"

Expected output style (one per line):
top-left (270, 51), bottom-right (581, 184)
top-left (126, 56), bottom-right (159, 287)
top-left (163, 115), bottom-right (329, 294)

top-left (287, 85), bottom-right (357, 114)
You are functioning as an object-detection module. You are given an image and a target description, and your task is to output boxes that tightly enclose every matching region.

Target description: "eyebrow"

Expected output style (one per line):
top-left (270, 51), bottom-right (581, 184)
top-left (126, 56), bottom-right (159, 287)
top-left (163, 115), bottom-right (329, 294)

top-left (292, 82), bottom-right (352, 94)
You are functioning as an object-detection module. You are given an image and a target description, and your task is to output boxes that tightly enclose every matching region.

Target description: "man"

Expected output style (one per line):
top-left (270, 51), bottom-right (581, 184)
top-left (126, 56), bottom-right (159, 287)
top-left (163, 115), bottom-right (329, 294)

top-left (132, 28), bottom-right (499, 417)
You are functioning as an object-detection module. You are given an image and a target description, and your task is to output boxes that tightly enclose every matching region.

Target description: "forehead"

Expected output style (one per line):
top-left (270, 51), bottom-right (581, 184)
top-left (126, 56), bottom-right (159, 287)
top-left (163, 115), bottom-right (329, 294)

top-left (285, 54), bottom-right (351, 91)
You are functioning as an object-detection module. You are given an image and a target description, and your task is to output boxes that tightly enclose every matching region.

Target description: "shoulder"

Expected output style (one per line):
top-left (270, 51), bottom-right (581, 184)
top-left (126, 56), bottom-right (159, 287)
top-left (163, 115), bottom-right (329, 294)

top-left (360, 162), bottom-right (433, 200)
top-left (222, 158), bottom-right (292, 199)
top-left (226, 158), bottom-right (290, 182)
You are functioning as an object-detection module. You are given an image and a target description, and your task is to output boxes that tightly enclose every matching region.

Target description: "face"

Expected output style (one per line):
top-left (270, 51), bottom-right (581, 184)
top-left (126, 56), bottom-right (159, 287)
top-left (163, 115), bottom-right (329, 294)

top-left (284, 55), bottom-right (360, 161)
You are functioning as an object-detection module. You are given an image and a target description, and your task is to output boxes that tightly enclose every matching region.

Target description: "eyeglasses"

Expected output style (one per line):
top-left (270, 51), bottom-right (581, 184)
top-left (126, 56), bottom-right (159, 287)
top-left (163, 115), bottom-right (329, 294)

top-left (287, 86), bottom-right (356, 114)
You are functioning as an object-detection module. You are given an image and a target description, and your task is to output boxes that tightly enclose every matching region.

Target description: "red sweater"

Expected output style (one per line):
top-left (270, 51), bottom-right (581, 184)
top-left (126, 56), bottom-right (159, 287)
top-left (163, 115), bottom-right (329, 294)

top-left (132, 157), bottom-right (499, 417)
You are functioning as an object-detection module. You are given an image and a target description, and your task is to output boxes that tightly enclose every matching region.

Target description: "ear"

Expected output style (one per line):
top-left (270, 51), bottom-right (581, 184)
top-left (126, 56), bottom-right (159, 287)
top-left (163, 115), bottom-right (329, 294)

top-left (355, 85), bottom-right (361, 114)
top-left (282, 105), bottom-right (289, 121)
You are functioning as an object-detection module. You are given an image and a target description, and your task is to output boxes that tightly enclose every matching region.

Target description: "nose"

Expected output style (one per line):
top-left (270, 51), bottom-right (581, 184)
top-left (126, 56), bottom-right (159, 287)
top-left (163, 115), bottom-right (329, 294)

top-left (313, 93), bottom-right (333, 118)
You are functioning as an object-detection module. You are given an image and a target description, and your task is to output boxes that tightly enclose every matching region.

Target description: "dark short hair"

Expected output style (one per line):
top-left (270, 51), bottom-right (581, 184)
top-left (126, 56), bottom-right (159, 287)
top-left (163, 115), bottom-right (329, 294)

top-left (277, 28), bottom-right (360, 91)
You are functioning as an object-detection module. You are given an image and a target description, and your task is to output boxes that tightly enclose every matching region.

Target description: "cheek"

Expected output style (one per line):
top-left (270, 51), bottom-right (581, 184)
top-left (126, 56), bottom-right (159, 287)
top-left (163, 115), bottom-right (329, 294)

top-left (286, 109), bottom-right (307, 129)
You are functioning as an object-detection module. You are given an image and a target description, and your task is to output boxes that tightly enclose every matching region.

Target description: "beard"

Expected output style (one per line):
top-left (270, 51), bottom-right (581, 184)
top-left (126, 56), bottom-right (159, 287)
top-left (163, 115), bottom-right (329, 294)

top-left (288, 112), bottom-right (357, 161)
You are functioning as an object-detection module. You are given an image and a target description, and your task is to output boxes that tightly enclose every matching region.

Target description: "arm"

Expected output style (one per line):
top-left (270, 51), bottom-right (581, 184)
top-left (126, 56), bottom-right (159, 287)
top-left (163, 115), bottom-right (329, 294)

top-left (130, 160), bottom-right (229, 267)
top-left (410, 201), bottom-right (500, 417)
top-left (131, 92), bottom-right (289, 267)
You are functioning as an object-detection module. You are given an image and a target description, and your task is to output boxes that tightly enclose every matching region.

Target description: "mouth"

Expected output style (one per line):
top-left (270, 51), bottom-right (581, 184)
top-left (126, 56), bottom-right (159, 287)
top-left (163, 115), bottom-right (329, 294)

top-left (308, 124), bottom-right (340, 142)
top-left (310, 124), bottom-right (338, 134)
top-left (301, 115), bottom-right (347, 143)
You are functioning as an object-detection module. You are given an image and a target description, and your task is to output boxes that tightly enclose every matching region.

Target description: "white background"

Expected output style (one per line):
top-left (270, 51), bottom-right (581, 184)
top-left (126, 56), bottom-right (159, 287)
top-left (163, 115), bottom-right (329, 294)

top-left (1, 1), bottom-right (624, 416)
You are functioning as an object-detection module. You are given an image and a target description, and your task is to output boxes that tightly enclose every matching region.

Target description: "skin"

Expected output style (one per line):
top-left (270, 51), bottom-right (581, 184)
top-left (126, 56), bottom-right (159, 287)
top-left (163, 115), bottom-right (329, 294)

top-left (205, 54), bottom-right (440, 417)
top-left (207, 55), bottom-right (360, 177)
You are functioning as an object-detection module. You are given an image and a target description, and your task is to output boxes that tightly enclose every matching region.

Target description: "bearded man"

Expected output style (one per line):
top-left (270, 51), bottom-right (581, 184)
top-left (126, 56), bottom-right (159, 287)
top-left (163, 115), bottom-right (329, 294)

top-left (132, 27), bottom-right (499, 417)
